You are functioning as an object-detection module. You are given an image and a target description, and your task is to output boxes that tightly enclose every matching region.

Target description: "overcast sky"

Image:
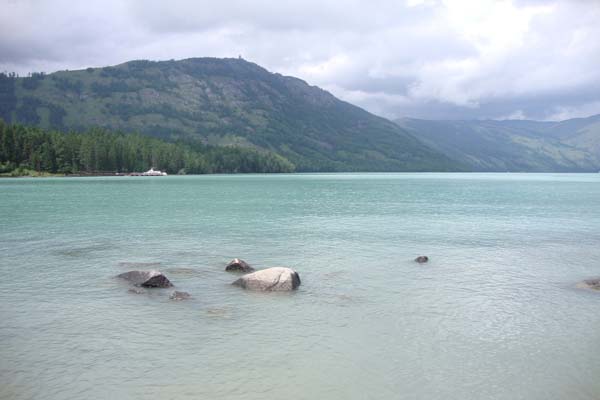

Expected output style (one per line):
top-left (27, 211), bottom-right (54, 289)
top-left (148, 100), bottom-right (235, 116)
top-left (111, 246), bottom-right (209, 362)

top-left (1, 0), bottom-right (599, 121)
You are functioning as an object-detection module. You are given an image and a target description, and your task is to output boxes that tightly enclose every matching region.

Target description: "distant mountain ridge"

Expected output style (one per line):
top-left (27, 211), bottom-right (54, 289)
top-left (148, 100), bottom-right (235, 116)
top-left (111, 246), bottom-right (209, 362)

top-left (395, 115), bottom-right (600, 172)
top-left (0, 57), bottom-right (459, 172)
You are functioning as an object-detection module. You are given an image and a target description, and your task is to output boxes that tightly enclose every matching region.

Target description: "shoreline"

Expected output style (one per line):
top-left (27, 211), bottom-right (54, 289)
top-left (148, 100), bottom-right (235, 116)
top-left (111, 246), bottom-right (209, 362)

top-left (2, 171), bottom-right (599, 179)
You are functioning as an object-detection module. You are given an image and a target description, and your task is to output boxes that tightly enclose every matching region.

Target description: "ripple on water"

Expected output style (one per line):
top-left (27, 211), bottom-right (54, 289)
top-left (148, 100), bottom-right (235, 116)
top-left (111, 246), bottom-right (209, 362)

top-left (118, 261), bottom-right (162, 268)
top-left (1, 173), bottom-right (600, 400)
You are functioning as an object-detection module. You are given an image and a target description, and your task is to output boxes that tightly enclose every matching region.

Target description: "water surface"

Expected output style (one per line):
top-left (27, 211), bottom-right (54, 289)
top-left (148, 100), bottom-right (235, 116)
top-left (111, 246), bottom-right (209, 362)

top-left (1, 173), bottom-right (599, 399)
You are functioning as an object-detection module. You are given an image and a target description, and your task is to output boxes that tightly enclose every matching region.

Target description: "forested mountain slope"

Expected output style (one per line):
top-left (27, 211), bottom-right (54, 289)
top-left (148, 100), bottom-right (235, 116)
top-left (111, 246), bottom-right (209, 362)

top-left (395, 116), bottom-right (600, 172)
top-left (0, 58), bottom-right (459, 172)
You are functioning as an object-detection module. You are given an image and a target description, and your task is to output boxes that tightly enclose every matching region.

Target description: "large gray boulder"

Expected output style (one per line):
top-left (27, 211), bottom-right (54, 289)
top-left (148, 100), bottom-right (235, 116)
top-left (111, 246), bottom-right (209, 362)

top-left (232, 267), bottom-right (301, 291)
top-left (225, 258), bottom-right (255, 273)
top-left (576, 278), bottom-right (600, 291)
top-left (117, 270), bottom-right (173, 288)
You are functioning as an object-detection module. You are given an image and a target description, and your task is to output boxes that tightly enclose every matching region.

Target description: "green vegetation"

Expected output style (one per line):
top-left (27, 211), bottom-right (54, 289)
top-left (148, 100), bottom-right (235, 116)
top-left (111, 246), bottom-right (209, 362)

top-left (396, 117), bottom-right (600, 172)
top-left (4, 58), bottom-right (598, 172)
top-left (0, 58), bottom-right (459, 172)
top-left (0, 122), bottom-right (295, 176)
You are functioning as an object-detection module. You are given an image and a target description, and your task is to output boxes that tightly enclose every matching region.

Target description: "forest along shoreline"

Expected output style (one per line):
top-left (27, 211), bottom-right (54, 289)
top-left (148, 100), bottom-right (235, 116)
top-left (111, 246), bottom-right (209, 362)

top-left (1, 171), bottom-right (166, 178)
top-left (0, 122), bottom-right (296, 177)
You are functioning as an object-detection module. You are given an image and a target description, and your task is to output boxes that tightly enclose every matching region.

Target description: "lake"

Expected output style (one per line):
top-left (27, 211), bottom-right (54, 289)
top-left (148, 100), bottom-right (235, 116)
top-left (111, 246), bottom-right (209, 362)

top-left (1, 173), bottom-right (599, 400)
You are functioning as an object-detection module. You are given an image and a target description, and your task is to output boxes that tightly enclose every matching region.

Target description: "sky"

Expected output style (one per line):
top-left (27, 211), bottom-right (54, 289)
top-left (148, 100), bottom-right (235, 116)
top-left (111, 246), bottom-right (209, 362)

top-left (1, 0), bottom-right (599, 121)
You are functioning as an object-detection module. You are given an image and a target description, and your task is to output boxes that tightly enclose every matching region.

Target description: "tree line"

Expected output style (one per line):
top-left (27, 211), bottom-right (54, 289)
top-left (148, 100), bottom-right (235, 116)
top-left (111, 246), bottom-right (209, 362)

top-left (0, 121), bottom-right (295, 175)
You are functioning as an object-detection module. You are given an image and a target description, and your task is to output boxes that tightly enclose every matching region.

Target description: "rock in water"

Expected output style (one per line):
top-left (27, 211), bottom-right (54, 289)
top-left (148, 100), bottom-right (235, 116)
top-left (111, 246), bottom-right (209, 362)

top-left (225, 258), bottom-right (254, 273)
top-left (576, 278), bottom-right (600, 291)
top-left (169, 291), bottom-right (191, 300)
top-left (117, 270), bottom-right (173, 288)
top-left (232, 267), bottom-right (301, 291)
top-left (415, 256), bottom-right (429, 263)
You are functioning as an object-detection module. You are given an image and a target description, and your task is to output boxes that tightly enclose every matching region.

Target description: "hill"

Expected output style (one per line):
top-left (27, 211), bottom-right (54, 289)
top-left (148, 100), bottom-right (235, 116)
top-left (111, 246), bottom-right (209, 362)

top-left (395, 116), bottom-right (600, 172)
top-left (0, 58), bottom-right (459, 172)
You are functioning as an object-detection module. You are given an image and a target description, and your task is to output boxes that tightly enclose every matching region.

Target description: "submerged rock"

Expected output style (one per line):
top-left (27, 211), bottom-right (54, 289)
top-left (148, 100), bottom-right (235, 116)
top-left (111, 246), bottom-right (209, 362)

top-left (414, 256), bottom-right (429, 263)
top-left (232, 267), bottom-right (301, 291)
top-left (128, 287), bottom-right (146, 294)
top-left (206, 307), bottom-right (231, 319)
top-left (169, 291), bottom-right (191, 301)
top-left (225, 258), bottom-right (254, 273)
top-left (117, 270), bottom-right (173, 288)
top-left (576, 278), bottom-right (600, 291)
top-left (165, 267), bottom-right (199, 276)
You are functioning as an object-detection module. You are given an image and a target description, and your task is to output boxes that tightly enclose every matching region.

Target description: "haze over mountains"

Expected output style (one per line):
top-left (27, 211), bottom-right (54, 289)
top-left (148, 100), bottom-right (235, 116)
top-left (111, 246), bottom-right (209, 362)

top-left (396, 116), bottom-right (600, 172)
top-left (1, 57), bottom-right (599, 172)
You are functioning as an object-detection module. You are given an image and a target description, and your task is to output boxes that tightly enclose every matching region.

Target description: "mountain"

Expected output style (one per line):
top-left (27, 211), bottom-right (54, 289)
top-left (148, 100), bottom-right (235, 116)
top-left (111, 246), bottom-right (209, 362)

top-left (0, 58), bottom-right (459, 172)
top-left (538, 114), bottom-right (600, 157)
top-left (395, 116), bottom-right (600, 172)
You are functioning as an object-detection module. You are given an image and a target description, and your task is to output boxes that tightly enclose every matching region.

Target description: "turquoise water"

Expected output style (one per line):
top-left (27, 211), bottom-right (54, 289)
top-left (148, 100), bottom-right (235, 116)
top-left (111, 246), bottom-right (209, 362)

top-left (1, 173), bottom-right (599, 400)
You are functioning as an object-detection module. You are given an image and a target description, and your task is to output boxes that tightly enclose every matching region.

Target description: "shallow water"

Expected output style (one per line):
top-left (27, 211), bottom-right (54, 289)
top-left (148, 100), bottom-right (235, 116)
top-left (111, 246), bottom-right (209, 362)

top-left (1, 173), bottom-right (599, 400)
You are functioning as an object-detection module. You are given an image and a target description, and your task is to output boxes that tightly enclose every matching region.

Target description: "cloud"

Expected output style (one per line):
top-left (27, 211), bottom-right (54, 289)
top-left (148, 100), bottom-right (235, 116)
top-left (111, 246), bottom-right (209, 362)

top-left (0, 0), bottom-right (599, 121)
top-left (545, 101), bottom-right (600, 121)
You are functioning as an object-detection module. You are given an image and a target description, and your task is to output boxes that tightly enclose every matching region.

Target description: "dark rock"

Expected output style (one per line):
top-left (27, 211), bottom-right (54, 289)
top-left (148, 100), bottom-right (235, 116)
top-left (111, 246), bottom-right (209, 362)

top-left (225, 258), bottom-right (255, 273)
top-left (415, 256), bottom-right (429, 263)
top-left (169, 291), bottom-right (191, 301)
top-left (117, 270), bottom-right (173, 288)
top-left (576, 278), bottom-right (600, 291)
top-left (232, 267), bottom-right (301, 291)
